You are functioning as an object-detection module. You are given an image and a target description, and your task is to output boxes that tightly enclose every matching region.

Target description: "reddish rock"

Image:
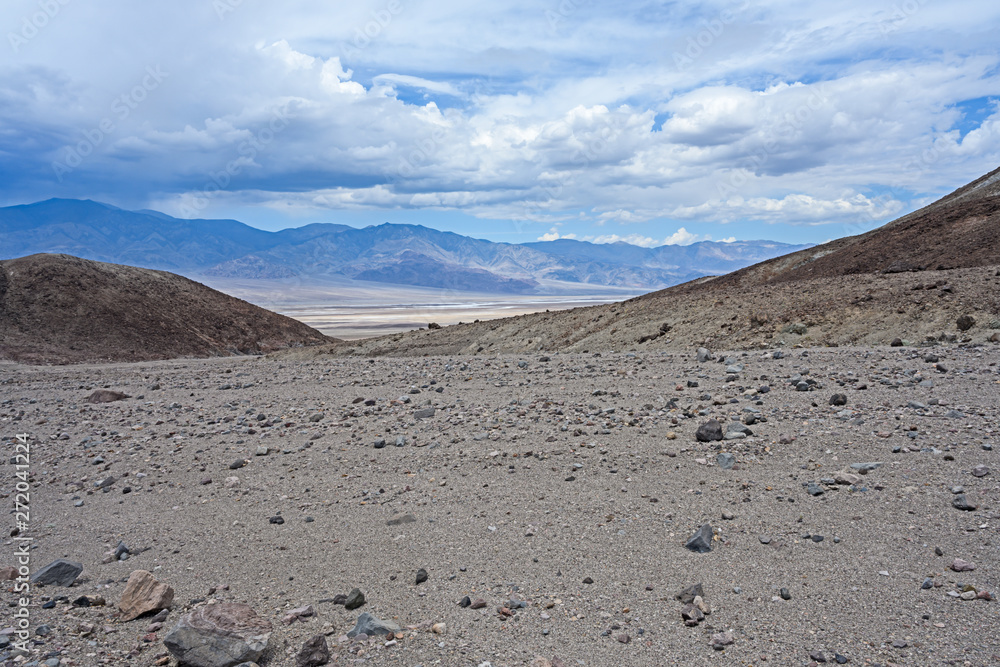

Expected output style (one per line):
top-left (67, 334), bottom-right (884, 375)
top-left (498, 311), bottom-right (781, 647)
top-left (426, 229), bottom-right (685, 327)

top-left (119, 570), bottom-right (174, 621)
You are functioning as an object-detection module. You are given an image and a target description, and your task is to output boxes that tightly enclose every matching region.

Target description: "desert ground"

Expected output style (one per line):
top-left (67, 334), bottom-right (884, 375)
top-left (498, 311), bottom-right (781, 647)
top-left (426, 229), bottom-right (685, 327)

top-left (2, 344), bottom-right (997, 666)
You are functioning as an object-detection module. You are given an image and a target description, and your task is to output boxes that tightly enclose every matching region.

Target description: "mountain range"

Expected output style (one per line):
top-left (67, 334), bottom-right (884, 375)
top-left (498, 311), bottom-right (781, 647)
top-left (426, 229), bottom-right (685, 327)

top-left (0, 199), bottom-right (811, 294)
top-left (311, 163), bottom-right (1000, 357)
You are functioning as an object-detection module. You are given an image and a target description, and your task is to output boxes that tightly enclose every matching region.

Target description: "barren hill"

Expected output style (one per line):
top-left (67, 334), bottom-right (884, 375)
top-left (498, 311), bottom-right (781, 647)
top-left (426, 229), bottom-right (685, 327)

top-left (286, 165), bottom-right (1000, 359)
top-left (0, 254), bottom-right (334, 364)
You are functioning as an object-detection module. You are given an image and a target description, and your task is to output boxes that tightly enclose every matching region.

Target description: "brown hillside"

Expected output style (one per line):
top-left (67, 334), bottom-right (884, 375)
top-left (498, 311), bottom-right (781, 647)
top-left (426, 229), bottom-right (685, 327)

top-left (280, 165), bottom-right (1000, 359)
top-left (0, 254), bottom-right (335, 364)
top-left (695, 164), bottom-right (1000, 289)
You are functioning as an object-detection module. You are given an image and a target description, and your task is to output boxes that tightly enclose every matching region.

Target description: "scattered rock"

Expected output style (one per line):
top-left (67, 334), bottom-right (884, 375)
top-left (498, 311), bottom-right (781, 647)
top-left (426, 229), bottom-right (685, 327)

top-left (676, 583), bottom-right (704, 604)
top-left (344, 588), bottom-right (365, 610)
top-left (956, 314), bottom-right (976, 331)
top-left (295, 635), bottom-right (330, 667)
top-left (30, 559), bottom-right (83, 587)
top-left (829, 393), bottom-right (847, 406)
top-left (387, 514), bottom-right (416, 526)
top-left (696, 420), bottom-right (723, 442)
top-left (952, 494), bottom-right (977, 511)
top-left (717, 452), bottom-right (736, 470)
top-left (710, 630), bottom-right (735, 650)
top-left (346, 612), bottom-right (401, 639)
top-left (685, 524), bottom-right (714, 553)
top-left (119, 570), bottom-right (174, 621)
top-left (163, 603), bottom-right (272, 667)
top-left (86, 390), bottom-right (128, 403)
top-left (415, 568), bottom-right (429, 585)
top-left (950, 558), bottom-right (976, 572)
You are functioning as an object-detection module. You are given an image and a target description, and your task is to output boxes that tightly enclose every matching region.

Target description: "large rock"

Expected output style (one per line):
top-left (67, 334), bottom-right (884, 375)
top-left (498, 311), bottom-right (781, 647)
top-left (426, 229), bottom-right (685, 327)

top-left (296, 635), bottom-right (330, 667)
top-left (86, 390), bottom-right (129, 403)
top-left (30, 559), bottom-right (83, 587)
top-left (346, 612), bottom-right (401, 639)
top-left (695, 420), bottom-right (723, 442)
top-left (119, 570), bottom-right (174, 621)
top-left (164, 603), bottom-right (272, 667)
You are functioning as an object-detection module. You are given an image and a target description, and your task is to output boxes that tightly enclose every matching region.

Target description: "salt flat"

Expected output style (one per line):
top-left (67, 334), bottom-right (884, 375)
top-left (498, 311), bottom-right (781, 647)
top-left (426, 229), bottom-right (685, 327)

top-left (197, 276), bottom-right (641, 339)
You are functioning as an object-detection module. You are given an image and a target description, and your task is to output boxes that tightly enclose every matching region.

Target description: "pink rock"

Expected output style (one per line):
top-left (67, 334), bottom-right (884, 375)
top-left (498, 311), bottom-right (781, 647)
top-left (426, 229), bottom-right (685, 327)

top-left (951, 558), bottom-right (976, 572)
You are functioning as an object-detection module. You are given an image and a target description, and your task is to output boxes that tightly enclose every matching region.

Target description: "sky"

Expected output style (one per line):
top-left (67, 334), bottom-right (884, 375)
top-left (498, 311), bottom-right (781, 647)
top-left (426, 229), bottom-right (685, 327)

top-left (2, 0), bottom-right (999, 247)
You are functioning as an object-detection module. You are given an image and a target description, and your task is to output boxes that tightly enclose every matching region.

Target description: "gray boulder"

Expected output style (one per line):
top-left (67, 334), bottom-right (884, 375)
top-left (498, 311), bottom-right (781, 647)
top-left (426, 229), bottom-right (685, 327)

top-left (164, 603), bottom-right (272, 667)
top-left (30, 559), bottom-right (83, 587)
top-left (695, 420), bottom-right (723, 442)
top-left (347, 612), bottom-right (402, 639)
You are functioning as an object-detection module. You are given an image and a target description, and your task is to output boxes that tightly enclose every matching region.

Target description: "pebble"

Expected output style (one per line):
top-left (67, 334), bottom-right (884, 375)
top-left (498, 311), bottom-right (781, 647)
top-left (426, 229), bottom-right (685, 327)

top-left (952, 494), bottom-right (977, 511)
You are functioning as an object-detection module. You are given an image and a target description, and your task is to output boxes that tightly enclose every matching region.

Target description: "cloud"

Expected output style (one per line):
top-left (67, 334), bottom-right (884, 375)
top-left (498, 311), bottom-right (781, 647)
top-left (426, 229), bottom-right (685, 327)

top-left (584, 234), bottom-right (663, 248)
top-left (2, 0), bottom-right (1000, 248)
top-left (373, 74), bottom-right (463, 97)
top-left (662, 227), bottom-right (706, 245)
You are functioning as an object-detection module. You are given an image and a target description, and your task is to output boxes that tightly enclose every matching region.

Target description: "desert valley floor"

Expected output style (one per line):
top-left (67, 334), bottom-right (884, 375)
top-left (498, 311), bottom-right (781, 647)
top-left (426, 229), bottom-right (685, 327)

top-left (1, 345), bottom-right (998, 666)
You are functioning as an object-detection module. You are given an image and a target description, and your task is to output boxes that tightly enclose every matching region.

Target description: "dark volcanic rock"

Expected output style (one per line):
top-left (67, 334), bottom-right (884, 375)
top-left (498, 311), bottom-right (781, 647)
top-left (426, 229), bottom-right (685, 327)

top-left (344, 588), bottom-right (365, 610)
top-left (957, 314), bottom-right (976, 331)
top-left (30, 559), bottom-right (83, 587)
top-left (695, 420), bottom-right (724, 442)
top-left (296, 634), bottom-right (330, 667)
top-left (684, 524), bottom-right (714, 553)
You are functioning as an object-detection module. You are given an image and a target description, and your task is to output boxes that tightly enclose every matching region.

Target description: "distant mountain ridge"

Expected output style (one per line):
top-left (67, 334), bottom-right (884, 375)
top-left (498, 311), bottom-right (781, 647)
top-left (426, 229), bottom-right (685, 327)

top-left (0, 198), bottom-right (812, 293)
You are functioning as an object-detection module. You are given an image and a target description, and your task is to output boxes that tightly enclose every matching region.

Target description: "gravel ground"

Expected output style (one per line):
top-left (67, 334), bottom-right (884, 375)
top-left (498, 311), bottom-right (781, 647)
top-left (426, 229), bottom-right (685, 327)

top-left (1, 345), bottom-right (998, 666)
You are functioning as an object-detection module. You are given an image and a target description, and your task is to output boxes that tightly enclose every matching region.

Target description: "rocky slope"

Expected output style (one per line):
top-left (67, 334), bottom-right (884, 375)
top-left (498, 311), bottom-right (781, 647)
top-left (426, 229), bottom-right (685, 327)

top-left (0, 254), bottom-right (333, 364)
